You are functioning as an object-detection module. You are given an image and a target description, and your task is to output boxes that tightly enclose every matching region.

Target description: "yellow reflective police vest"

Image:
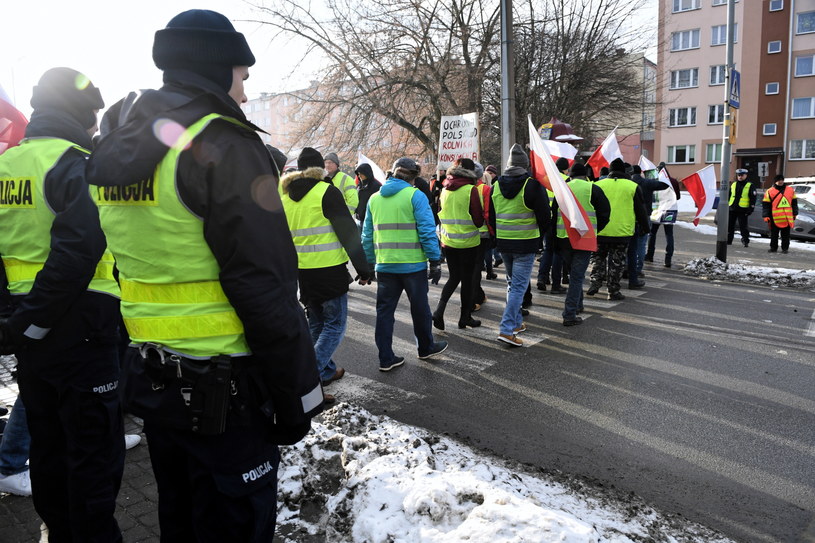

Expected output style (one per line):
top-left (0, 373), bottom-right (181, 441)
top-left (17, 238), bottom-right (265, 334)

top-left (0, 137), bottom-right (118, 297)
top-left (91, 114), bottom-right (250, 358)
top-left (439, 185), bottom-right (479, 249)
top-left (281, 181), bottom-right (348, 269)
top-left (729, 181), bottom-right (752, 208)
top-left (331, 171), bottom-right (359, 215)
top-left (493, 178), bottom-right (540, 240)
top-left (368, 187), bottom-right (425, 264)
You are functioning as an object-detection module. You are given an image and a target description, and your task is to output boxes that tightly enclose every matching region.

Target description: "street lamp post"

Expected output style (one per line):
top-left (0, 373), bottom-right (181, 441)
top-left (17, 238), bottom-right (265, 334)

top-left (500, 0), bottom-right (516, 168)
top-left (715, 0), bottom-right (737, 262)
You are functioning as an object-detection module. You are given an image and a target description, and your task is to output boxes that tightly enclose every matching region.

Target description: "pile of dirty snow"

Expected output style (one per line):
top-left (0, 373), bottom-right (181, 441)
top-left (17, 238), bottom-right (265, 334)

top-left (275, 403), bottom-right (732, 543)
top-left (683, 257), bottom-right (815, 288)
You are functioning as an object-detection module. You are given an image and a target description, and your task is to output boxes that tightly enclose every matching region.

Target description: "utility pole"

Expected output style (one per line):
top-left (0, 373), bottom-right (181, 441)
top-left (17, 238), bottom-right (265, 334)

top-left (500, 0), bottom-right (516, 168)
top-left (715, 0), bottom-right (738, 262)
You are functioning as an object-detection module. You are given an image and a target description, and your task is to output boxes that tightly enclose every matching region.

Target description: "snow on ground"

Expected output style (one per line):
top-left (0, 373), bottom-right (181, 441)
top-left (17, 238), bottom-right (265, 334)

top-left (683, 256), bottom-right (815, 288)
top-left (275, 403), bottom-right (733, 543)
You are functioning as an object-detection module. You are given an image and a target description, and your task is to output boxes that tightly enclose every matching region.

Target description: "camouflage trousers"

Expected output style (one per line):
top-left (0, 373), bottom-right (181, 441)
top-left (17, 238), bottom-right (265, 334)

top-left (589, 242), bottom-right (628, 294)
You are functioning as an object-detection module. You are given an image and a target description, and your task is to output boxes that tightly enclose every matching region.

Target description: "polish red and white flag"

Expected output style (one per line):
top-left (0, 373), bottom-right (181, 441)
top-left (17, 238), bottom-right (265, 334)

top-left (0, 84), bottom-right (27, 155)
top-left (542, 139), bottom-right (578, 167)
top-left (527, 115), bottom-right (596, 251)
top-left (682, 165), bottom-right (718, 226)
top-left (586, 128), bottom-right (622, 177)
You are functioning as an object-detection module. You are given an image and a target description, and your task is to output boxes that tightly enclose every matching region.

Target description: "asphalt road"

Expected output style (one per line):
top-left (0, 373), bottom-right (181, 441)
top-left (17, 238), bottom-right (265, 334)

top-left (328, 220), bottom-right (815, 543)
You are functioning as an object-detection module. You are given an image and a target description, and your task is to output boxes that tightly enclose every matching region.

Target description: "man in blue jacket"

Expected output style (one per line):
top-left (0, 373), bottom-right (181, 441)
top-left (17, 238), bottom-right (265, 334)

top-left (362, 157), bottom-right (448, 371)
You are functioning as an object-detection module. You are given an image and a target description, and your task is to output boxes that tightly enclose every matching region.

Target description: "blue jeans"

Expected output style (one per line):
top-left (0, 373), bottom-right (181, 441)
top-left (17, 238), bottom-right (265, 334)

top-left (375, 270), bottom-right (434, 364)
top-left (647, 223), bottom-right (674, 262)
top-left (499, 251), bottom-right (536, 335)
top-left (627, 231), bottom-right (649, 280)
top-left (305, 294), bottom-right (348, 381)
top-left (560, 248), bottom-right (591, 320)
top-left (0, 396), bottom-right (30, 476)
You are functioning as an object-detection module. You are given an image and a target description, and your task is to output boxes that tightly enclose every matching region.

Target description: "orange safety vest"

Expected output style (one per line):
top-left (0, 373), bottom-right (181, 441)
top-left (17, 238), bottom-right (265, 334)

top-left (764, 185), bottom-right (796, 228)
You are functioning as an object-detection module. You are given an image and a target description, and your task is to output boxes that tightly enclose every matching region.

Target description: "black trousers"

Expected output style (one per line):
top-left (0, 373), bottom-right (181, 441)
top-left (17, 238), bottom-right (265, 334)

top-left (436, 245), bottom-right (478, 323)
top-left (727, 209), bottom-right (751, 244)
top-left (769, 224), bottom-right (791, 251)
top-left (17, 340), bottom-right (125, 543)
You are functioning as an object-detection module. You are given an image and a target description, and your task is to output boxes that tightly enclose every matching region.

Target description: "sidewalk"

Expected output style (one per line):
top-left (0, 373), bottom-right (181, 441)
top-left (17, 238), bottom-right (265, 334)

top-left (0, 355), bottom-right (160, 542)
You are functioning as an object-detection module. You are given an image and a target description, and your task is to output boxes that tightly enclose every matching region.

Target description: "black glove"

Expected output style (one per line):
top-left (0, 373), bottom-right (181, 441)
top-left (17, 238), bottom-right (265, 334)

top-left (0, 319), bottom-right (24, 355)
top-left (428, 261), bottom-right (442, 285)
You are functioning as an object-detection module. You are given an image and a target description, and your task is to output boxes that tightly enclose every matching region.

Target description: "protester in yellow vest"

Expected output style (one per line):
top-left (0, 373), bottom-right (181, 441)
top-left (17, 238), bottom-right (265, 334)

top-left (762, 174), bottom-right (798, 254)
top-left (0, 68), bottom-right (126, 540)
top-left (432, 158), bottom-right (484, 330)
top-left (325, 152), bottom-right (360, 216)
top-left (727, 168), bottom-right (757, 247)
top-left (361, 157), bottom-right (448, 371)
top-left (280, 148), bottom-right (373, 403)
top-left (85, 10), bottom-right (322, 539)
top-left (552, 162), bottom-right (610, 326)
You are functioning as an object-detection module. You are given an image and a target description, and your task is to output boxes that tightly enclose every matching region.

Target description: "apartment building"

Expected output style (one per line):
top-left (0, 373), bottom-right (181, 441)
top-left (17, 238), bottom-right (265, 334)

top-left (656, 0), bottom-right (815, 186)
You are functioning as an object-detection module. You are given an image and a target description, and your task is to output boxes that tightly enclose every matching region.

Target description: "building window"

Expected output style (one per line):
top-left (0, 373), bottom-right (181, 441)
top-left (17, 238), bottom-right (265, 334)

top-left (712, 24), bottom-right (737, 46)
top-left (796, 55), bottom-right (815, 76)
top-left (763, 123), bottom-right (777, 136)
top-left (768, 40), bottom-right (782, 54)
top-left (671, 29), bottom-right (701, 51)
top-left (709, 104), bottom-right (725, 124)
top-left (712, 0), bottom-right (738, 4)
top-left (670, 68), bottom-right (699, 89)
top-left (797, 11), bottom-right (815, 34)
top-left (706, 143), bottom-right (723, 163)
top-left (668, 145), bottom-right (696, 164)
top-left (673, 0), bottom-right (700, 12)
top-left (792, 97), bottom-right (815, 118)
top-left (766, 82), bottom-right (780, 94)
top-left (789, 139), bottom-right (815, 160)
top-left (710, 65), bottom-right (726, 85)
top-left (668, 107), bottom-right (697, 127)
top-left (770, 0), bottom-right (783, 10)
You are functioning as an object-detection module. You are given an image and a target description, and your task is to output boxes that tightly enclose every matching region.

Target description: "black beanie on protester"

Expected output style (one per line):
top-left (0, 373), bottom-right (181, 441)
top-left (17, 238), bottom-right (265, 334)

top-left (569, 162), bottom-right (587, 177)
top-left (297, 147), bottom-right (325, 170)
top-left (153, 9), bottom-right (255, 92)
top-left (30, 68), bottom-right (104, 130)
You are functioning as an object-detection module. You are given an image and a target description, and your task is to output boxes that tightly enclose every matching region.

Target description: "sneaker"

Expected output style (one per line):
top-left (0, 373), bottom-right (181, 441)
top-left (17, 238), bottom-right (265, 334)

top-left (0, 471), bottom-right (32, 496)
top-left (321, 367), bottom-right (346, 386)
top-left (548, 285), bottom-right (566, 294)
top-left (497, 333), bottom-right (523, 347)
top-left (513, 323), bottom-right (527, 334)
top-left (125, 434), bottom-right (142, 450)
top-left (563, 317), bottom-right (583, 327)
top-left (586, 286), bottom-right (599, 296)
top-left (608, 291), bottom-right (625, 301)
top-left (418, 341), bottom-right (448, 360)
top-left (379, 356), bottom-right (405, 372)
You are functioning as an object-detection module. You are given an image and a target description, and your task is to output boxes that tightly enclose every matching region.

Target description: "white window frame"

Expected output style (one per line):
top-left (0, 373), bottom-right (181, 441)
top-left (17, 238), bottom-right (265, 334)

top-left (673, 0), bottom-right (701, 12)
top-left (671, 29), bottom-right (701, 51)
top-left (763, 123), bottom-right (777, 136)
top-left (668, 107), bottom-right (697, 127)
top-left (796, 54), bottom-right (815, 77)
top-left (670, 68), bottom-right (699, 90)
top-left (705, 143), bottom-right (722, 163)
top-left (789, 139), bottom-right (815, 160)
top-left (792, 97), bottom-right (815, 119)
top-left (708, 104), bottom-right (725, 125)
top-left (768, 40), bottom-right (783, 54)
top-left (797, 11), bottom-right (815, 34)
top-left (712, 24), bottom-right (737, 46)
top-left (667, 145), bottom-right (696, 164)
top-left (710, 65), bottom-right (726, 86)
top-left (765, 82), bottom-right (780, 95)
top-left (770, 0), bottom-right (783, 11)
top-left (712, 0), bottom-right (737, 4)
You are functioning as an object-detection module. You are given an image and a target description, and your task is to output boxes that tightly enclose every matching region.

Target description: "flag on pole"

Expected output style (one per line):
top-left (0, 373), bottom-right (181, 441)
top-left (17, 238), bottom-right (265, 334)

top-left (681, 165), bottom-right (718, 226)
top-left (0, 84), bottom-right (28, 155)
top-left (651, 168), bottom-right (678, 223)
top-left (586, 128), bottom-right (622, 177)
top-left (527, 115), bottom-right (596, 251)
top-left (357, 152), bottom-right (387, 184)
top-left (638, 155), bottom-right (658, 174)
top-left (542, 139), bottom-right (578, 167)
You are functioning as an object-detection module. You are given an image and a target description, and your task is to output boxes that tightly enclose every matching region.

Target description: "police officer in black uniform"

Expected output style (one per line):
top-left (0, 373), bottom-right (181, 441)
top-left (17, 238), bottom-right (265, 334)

top-left (0, 68), bottom-right (125, 542)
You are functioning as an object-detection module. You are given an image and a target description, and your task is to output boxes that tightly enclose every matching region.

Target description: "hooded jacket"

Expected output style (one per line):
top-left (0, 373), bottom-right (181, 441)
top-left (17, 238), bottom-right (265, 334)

top-left (280, 166), bottom-right (371, 304)
top-left (488, 173), bottom-right (551, 253)
top-left (439, 165), bottom-right (485, 232)
top-left (86, 71), bottom-right (320, 436)
top-left (354, 163), bottom-right (381, 222)
top-left (361, 177), bottom-right (440, 273)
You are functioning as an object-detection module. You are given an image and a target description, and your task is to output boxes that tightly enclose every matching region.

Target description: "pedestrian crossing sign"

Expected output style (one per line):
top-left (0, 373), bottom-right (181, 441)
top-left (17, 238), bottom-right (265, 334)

top-left (729, 69), bottom-right (740, 109)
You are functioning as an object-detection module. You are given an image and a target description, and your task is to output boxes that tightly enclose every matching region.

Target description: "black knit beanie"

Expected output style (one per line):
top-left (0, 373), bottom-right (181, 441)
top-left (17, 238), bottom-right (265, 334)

top-left (153, 10), bottom-right (255, 92)
top-left (297, 147), bottom-right (325, 170)
top-left (30, 68), bottom-right (104, 130)
top-left (610, 158), bottom-right (626, 173)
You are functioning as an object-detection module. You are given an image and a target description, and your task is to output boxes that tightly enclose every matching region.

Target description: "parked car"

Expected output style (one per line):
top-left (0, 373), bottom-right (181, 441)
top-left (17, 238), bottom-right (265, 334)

top-left (790, 183), bottom-right (815, 205)
top-left (747, 190), bottom-right (815, 241)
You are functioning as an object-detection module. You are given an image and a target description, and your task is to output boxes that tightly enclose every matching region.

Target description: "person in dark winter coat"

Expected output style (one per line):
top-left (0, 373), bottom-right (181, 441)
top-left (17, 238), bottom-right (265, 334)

top-left (646, 163), bottom-right (681, 267)
top-left (627, 164), bottom-right (668, 286)
top-left (354, 162), bottom-right (382, 225)
top-left (85, 10), bottom-right (323, 540)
